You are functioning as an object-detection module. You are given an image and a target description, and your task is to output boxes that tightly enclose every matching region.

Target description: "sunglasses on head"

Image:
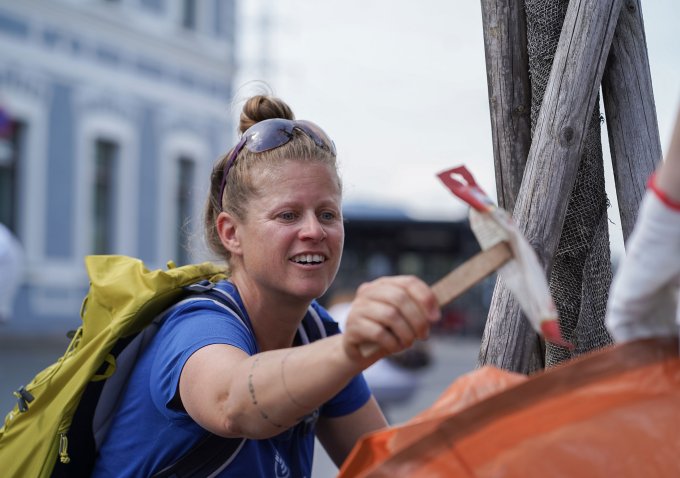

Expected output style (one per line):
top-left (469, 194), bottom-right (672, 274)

top-left (218, 118), bottom-right (336, 207)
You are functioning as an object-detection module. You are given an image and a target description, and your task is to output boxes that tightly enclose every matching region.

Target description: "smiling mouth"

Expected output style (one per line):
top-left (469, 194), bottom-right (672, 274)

top-left (290, 253), bottom-right (326, 265)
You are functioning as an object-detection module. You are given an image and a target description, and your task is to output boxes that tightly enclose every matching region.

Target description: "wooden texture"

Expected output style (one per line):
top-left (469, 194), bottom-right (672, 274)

top-left (480, 0), bottom-right (532, 213)
top-left (431, 241), bottom-right (512, 305)
top-left (478, 0), bottom-right (540, 372)
top-left (359, 242), bottom-right (512, 358)
top-left (602, 0), bottom-right (661, 243)
top-left (480, 0), bottom-right (623, 373)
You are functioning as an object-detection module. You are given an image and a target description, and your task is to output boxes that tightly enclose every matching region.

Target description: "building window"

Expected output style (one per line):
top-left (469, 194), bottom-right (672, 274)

top-left (182, 0), bottom-right (197, 30)
top-left (93, 139), bottom-right (118, 254)
top-left (0, 118), bottom-right (24, 234)
top-left (176, 156), bottom-right (195, 265)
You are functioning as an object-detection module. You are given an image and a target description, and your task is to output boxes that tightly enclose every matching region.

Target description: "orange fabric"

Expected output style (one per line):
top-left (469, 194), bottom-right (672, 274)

top-left (339, 338), bottom-right (680, 477)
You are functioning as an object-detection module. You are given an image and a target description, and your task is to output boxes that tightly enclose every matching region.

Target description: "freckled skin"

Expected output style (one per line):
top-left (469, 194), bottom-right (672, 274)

top-left (230, 160), bottom-right (344, 308)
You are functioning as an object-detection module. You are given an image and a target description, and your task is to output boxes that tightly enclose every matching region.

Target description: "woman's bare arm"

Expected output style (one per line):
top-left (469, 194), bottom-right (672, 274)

top-left (179, 275), bottom-right (439, 440)
top-left (316, 397), bottom-right (387, 467)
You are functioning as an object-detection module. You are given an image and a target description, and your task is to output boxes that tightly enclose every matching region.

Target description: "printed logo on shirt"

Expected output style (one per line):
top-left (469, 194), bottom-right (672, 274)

top-left (274, 450), bottom-right (291, 478)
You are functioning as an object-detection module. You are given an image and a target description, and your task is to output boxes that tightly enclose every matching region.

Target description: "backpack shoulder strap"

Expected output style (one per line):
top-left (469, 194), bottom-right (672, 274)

top-left (151, 434), bottom-right (246, 478)
top-left (92, 282), bottom-right (242, 450)
top-left (150, 285), bottom-right (247, 478)
top-left (154, 297), bottom-right (335, 477)
top-left (300, 303), bottom-right (339, 343)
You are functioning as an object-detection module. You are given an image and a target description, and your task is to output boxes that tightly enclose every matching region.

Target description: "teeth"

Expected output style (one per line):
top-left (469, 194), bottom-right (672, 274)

top-left (292, 254), bottom-right (325, 264)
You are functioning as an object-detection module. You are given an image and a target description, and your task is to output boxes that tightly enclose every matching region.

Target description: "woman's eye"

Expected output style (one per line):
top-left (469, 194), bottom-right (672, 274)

top-left (320, 211), bottom-right (337, 222)
top-left (279, 211), bottom-right (297, 221)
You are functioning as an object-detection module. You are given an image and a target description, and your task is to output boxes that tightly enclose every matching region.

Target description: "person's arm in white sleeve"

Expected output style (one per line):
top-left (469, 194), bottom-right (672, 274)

top-left (606, 103), bottom-right (680, 342)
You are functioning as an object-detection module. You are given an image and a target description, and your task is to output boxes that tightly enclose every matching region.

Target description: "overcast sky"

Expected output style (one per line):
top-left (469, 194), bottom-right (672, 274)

top-left (234, 0), bottom-right (679, 256)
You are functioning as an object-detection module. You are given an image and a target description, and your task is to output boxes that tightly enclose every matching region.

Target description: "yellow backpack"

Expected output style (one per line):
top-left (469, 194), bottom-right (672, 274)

top-left (0, 255), bottom-right (228, 478)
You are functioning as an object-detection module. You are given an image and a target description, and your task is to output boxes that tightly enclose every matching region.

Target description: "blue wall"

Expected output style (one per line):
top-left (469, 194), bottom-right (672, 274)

top-left (46, 82), bottom-right (76, 258)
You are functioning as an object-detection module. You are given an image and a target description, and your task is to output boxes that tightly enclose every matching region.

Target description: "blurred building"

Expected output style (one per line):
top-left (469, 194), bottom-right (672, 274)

top-left (0, 0), bottom-right (489, 339)
top-left (0, 0), bottom-right (237, 335)
top-left (326, 203), bottom-right (491, 337)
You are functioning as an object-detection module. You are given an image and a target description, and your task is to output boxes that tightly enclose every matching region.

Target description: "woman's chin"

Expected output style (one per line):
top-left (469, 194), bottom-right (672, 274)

top-left (290, 283), bottom-right (331, 303)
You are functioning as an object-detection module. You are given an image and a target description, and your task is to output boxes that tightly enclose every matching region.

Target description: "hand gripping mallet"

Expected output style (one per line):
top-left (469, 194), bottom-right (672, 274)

top-left (359, 166), bottom-right (572, 358)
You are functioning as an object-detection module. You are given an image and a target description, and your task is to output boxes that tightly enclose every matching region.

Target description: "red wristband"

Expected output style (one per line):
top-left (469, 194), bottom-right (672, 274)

top-left (648, 173), bottom-right (680, 211)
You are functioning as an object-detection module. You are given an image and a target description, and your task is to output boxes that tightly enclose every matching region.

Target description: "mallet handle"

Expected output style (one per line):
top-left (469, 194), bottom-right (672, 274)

top-left (359, 241), bottom-right (512, 358)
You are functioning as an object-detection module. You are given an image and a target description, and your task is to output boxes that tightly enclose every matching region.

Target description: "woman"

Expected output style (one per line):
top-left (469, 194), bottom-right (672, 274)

top-left (92, 95), bottom-right (440, 477)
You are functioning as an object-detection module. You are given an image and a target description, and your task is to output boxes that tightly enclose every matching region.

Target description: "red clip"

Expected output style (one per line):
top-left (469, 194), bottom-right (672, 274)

top-left (437, 166), bottom-right (495, 212)
top-left (540, 320), bottom-right (575, 350)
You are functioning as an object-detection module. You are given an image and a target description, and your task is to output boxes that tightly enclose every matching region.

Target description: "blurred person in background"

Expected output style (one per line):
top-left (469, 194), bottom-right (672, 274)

top-left (0, 222), bottom-right (23, 324)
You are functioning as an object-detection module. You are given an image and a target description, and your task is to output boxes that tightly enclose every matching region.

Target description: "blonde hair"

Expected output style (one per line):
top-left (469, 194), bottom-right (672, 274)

top-left (203, 95), bottom-right (341, 260)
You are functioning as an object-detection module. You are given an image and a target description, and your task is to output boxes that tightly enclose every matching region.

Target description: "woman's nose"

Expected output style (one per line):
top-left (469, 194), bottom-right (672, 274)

top-left (299, 214), bottom-right (327, 240)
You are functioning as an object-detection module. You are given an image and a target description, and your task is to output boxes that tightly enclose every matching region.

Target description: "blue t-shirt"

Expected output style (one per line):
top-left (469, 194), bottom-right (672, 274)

top-left (92, 281), bottom-right (371, 478)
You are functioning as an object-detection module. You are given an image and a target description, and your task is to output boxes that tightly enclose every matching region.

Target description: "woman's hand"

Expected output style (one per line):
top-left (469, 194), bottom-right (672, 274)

top-left (341, 276), bottom-right (440, 361)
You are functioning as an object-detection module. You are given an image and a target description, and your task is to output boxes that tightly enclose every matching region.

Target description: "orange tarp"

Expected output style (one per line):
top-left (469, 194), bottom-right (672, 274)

top-left (339, 338), bottom-right (680, 477)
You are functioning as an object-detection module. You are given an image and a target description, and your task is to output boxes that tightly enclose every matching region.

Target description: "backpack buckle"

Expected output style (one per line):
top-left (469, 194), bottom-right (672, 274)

top-left (13, 386), bottom-right (34, 413)
top-left (184, 280), bottom-right (216, 293)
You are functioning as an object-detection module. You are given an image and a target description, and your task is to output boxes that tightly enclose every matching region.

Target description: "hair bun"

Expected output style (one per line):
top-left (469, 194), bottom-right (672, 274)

top-left (239, 95), bottom-right (295, 134)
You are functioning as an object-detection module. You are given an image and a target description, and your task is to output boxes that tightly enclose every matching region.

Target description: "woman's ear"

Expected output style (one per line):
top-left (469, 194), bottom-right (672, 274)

top-left (216, 212), bottom-right (242, 255)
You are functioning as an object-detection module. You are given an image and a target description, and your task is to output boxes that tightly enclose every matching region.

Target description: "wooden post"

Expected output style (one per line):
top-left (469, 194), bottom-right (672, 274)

top-left (480, 0), bottom-right (532, 213)
top-left (479, 0), bottom-right (542, 371)
top-left (602, 0), bottom-right (661, 243)
top-left (480, 0), bottom-right (623, 373)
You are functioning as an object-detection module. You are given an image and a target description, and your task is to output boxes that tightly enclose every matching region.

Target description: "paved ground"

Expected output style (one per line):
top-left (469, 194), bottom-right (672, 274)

top-left (313, 334), bottom-right (482, 477)
top-left (0, 332), bottom-right (482, 478)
